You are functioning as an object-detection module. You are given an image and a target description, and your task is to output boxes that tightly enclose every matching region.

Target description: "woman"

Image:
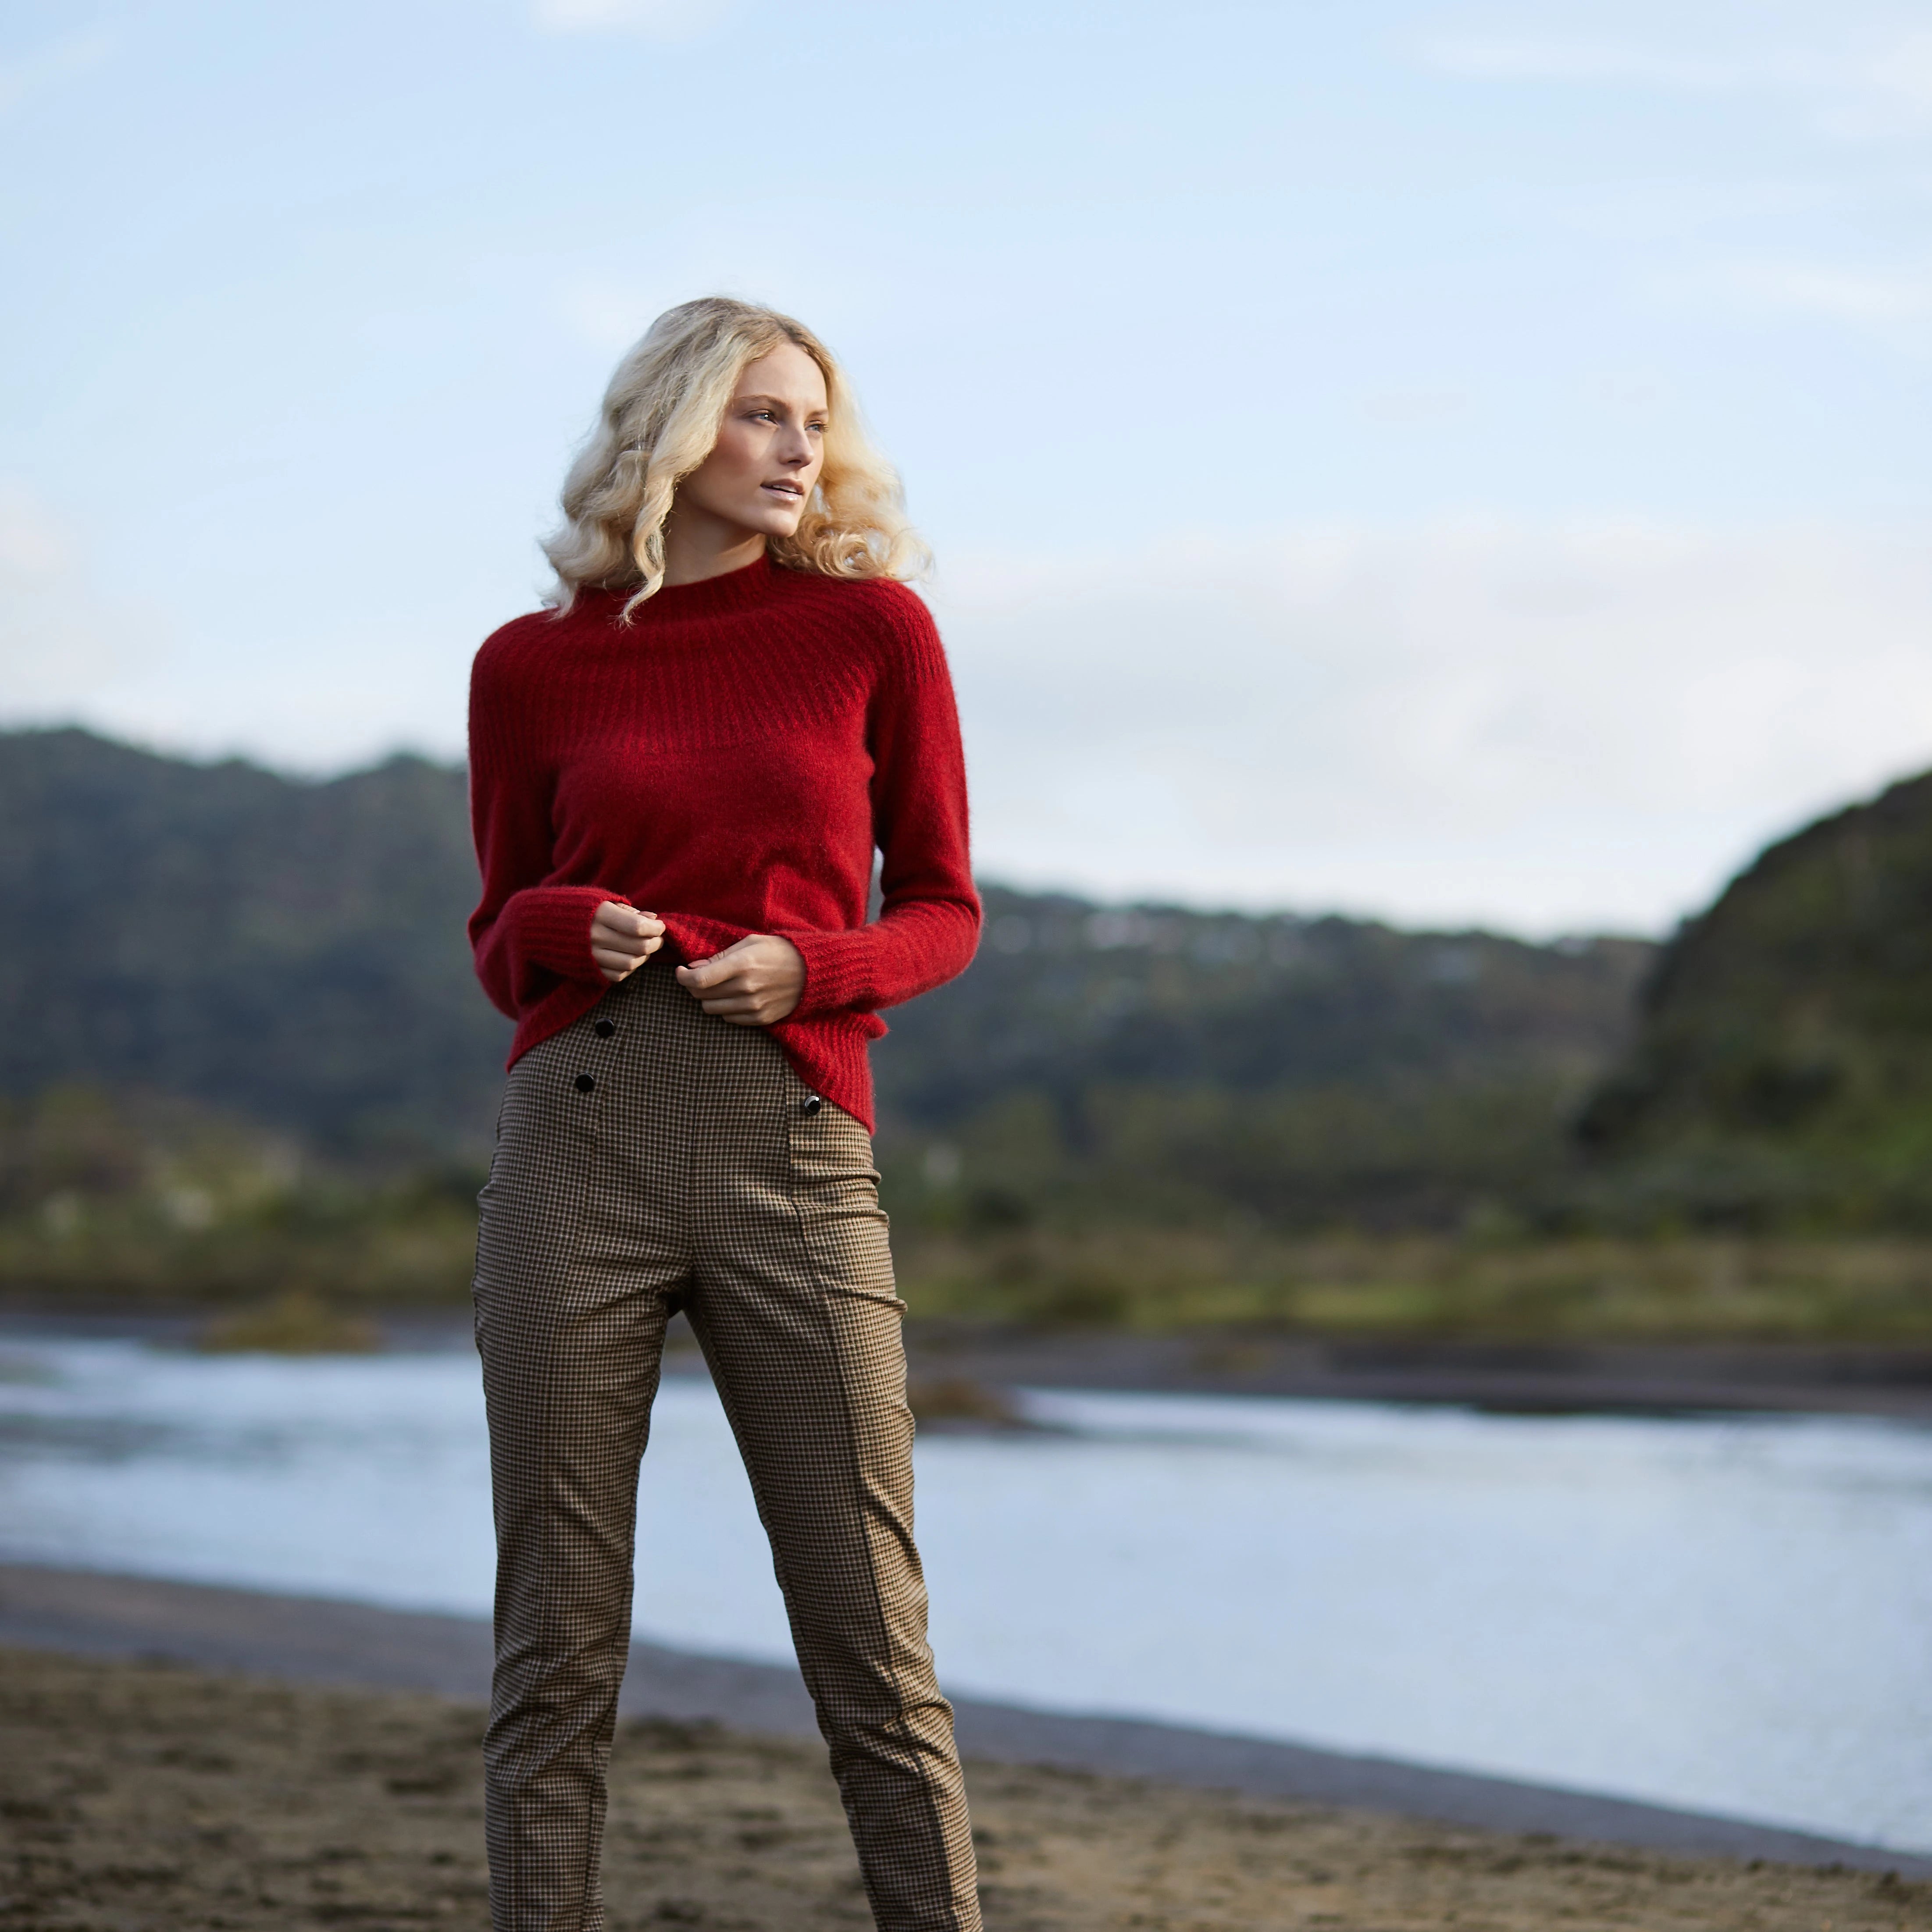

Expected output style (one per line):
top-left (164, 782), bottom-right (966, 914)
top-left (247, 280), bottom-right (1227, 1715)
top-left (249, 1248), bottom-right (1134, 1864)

top-left (467, 297), bottom-right (983, 1932)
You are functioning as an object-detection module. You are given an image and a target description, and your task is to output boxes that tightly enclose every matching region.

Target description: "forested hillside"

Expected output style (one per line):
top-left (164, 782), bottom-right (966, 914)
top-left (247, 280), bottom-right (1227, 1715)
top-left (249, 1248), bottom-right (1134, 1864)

top-left (0, 729), bottom-right (506, 1158)
top-left (10, 727), bottom-right (1932, 1338)
top-left (885, 889), bottom-right (1647, 1228)
top-left (1579, 769), bottom-right (1932, 1228)
top-left (0, 729), bottom-right (1648, 1228)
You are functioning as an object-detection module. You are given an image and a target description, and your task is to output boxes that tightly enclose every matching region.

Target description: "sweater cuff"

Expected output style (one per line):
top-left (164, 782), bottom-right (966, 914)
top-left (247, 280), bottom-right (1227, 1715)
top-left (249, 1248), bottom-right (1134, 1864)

top-left (787, 928), bottom-right (879, 1018)
top-left (517, 885), bottom-right (624, 984)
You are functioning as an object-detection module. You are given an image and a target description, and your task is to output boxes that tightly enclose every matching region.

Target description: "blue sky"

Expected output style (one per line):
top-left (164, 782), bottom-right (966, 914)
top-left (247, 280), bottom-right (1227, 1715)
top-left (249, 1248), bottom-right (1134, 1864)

top-left (4, 0), bottom-right (1929, 932)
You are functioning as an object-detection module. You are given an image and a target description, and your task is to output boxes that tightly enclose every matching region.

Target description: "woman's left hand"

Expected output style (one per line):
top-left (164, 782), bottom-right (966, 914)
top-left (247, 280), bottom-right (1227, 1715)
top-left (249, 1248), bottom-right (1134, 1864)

top-left (676, 935), bottom-right (805, 1025)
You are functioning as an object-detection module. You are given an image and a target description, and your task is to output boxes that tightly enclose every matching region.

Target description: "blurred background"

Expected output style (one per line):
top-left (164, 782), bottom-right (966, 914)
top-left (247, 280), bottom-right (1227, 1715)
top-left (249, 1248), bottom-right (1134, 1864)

top-left (4, 0), bottom-right (1932, 1872)
top-left (6, 0), bottom-right (1932, 1330)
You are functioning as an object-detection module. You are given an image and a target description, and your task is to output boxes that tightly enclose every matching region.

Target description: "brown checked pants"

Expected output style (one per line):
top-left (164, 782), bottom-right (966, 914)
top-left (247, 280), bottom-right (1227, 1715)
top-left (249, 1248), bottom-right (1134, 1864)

top-left (472, 961), bottom-right (980, 1932)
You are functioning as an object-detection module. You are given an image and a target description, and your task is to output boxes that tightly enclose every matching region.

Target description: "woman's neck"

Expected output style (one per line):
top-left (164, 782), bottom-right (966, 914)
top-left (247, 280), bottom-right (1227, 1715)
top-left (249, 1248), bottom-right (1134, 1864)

top-left (661, 508), bottom-right (768, 587)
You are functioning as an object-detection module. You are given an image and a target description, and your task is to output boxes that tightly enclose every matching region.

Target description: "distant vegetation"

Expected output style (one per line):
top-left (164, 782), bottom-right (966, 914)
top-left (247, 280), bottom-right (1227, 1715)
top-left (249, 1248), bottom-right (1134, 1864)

top-left (7, 1078), bottom-right (1928, 1342)
top-left (877, 886), bottom-right (1653, 1243)
top-left (0, 1085), bottom-right (478, 1308)
top-left (0, 726), bottom-right (506, 1159)
top-left (4, 726), bottom-right (1932, 1341)
top-left (1578, 771), bottom-right (1932, 1232)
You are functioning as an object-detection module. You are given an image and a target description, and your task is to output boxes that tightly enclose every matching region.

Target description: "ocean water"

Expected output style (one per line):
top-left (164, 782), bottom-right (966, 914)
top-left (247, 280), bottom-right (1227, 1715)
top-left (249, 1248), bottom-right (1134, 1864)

top-left (0, 1330), bottom-right (1927, 1854)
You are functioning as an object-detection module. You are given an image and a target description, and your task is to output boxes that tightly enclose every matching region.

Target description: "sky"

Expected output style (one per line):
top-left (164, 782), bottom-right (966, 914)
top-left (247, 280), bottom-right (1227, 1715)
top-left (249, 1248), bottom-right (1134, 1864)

top-left (3, 0), bottom-right (1929, 936)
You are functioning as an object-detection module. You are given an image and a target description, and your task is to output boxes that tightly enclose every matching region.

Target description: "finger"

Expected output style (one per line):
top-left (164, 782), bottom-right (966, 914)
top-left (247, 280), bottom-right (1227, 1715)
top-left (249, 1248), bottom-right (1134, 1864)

top-left (677, 956), bottom-right (734, 989)
top-left (639, 936), bottom-right (663, 956)
top-left (593, 936), bottom-right (652, 964)
top-left (594, 905), bottom-right (664, 939)
top-left (591, 948), bottom-right (641, 978)
top-left (698, 993), bottom-right (765, 1019)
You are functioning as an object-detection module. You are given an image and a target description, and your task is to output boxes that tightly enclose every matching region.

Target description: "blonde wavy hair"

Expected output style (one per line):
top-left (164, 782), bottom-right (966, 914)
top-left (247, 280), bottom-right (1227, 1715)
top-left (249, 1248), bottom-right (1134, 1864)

top-left (544, 296), bottom-right (927, 615)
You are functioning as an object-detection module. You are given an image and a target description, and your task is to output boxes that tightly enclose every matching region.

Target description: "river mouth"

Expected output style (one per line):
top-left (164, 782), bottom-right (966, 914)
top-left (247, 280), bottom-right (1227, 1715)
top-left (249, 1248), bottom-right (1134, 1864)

top-left (0, 1320), bottom-right (1927, 1857)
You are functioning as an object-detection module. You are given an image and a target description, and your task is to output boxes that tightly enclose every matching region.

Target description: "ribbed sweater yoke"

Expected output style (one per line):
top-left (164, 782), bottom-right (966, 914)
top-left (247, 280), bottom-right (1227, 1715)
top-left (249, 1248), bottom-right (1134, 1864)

top-left (465, 555), bottom-right (980, 1130)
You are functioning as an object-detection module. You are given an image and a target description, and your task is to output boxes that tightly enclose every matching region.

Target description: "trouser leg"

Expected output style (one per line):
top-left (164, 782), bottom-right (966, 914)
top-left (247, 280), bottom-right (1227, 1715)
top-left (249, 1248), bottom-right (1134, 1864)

top-left (690, 1063), bottom-right (981, 1932)
top-left (473, 1003), bottom-right (684, 1932)
top-left (477, 1283), bottom-right (669, 1932)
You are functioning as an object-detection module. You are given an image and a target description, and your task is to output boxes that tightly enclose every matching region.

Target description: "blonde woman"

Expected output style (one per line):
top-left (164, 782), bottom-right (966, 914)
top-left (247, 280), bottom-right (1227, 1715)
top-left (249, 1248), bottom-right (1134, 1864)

top-left (467, 298), bottom-right (982, 1932)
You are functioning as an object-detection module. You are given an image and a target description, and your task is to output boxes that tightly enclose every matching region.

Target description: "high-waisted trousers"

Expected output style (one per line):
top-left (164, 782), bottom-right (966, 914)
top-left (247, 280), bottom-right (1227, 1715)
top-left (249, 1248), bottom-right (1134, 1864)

top-left (472, 961), bottom-right (980, 1932)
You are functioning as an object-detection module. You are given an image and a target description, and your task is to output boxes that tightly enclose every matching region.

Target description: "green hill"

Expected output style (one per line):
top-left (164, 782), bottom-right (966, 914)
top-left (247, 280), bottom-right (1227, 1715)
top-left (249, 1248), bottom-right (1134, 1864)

top-left (1578, 771), bottom-right (1932, 1229)
top-left (0, 728), bottom-right (1650, 1228)
top-left (881, 889), bottom-right (1648, 1229)
top-left (8, 727), bottom-right (1932, 1340)
top-left (0, 728), bottom-right (506, 1159)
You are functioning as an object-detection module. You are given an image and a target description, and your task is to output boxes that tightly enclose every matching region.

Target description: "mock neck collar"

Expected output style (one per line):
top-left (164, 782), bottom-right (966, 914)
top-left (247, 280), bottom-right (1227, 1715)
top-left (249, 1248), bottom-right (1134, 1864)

top-left (605, 551), bottom-right (789, 623)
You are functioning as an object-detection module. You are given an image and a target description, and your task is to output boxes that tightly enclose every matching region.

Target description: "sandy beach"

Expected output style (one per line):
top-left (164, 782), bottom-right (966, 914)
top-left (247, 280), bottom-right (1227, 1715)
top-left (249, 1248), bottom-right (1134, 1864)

top-left (2, 1643), bottom-right (1925, 1932)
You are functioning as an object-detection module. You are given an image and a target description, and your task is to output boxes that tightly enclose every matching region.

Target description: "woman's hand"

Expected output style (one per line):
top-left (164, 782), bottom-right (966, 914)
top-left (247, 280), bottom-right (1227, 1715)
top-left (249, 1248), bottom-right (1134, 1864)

top-left (590, 903), bottom-right (665, 984)
top-left (676, 935), bottom-right (805, 1025)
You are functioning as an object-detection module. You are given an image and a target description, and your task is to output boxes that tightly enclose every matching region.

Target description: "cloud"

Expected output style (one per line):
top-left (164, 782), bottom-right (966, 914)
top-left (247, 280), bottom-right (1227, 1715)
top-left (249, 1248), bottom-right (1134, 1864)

top-left (14, 487), bottom-right (1927, 936)
top-left (1414, 7), bottom-right (1932, 140)
top-left (530, 0), bottom-right (734, 40)
top-left (1420, 39), bottom-right (1761, 93)
top-left (933, 519), bottom-right (1932, 934)
top-left (0, 485), bottom-right (71, 577)
top-left (1640, 253), bottom-right (1932, 352)
top-left (1712, 260), bottom-right (1932, 337)
top-left (0, 489), bottom-right (474, 775)
top-left (0, 24), bottom-right (117, 115)
top-left (0, 484), bottom-right (138, 715)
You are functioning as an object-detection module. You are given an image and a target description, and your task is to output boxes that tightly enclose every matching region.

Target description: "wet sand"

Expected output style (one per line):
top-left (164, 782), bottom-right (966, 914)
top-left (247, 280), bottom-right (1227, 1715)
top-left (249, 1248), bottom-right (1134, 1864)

top-left (3, 1644), bottom-right (1926, 1932)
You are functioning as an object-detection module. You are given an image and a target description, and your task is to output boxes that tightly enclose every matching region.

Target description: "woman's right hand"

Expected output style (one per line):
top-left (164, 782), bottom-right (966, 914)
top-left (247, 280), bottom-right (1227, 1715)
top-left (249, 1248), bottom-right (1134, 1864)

top-left (590, 903), bottom-right (665, 984)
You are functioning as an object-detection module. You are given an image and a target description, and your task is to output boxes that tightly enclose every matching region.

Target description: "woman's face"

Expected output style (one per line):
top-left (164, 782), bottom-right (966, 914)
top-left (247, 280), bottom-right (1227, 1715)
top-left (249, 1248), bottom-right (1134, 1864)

top-left (677, 342), bottom-right (829, 541)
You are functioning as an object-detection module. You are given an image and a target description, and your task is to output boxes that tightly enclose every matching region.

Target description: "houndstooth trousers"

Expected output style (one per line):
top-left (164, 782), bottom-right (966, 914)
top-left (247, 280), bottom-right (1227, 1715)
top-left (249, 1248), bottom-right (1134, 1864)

top-left (472, 961), bottom-right (981, 1932)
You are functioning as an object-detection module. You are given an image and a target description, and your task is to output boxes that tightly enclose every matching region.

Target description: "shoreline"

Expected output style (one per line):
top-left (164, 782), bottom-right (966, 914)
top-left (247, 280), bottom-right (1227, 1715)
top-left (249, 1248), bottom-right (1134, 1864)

top-left (1, 1561), bottom-right (1923, 1878)
top-left (7, 1304), bottom-right (1932, 1419)
top-left (905, 1322), bottom-right (1932, 1420)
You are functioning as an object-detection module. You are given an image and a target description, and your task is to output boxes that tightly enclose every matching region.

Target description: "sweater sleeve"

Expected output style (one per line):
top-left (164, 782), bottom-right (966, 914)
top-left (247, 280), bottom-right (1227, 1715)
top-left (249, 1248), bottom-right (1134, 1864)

top-left (786, 591), bottom-right (981, 1017)
top-left (466, 637), bottom-right (627, 1019)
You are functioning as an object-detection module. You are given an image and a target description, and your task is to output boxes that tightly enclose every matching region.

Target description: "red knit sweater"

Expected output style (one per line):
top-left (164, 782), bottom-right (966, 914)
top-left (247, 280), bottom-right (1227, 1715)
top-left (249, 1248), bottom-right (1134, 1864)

top-left (466, 554), bottom-right (980, 1130)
